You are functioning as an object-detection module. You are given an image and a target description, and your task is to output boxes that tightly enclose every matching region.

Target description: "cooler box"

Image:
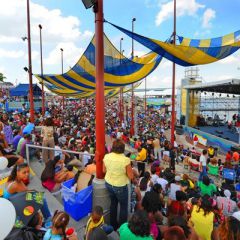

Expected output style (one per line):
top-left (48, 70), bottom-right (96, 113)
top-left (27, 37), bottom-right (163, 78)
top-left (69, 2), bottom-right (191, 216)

top-left (61, 178), bottom-right (93, 221)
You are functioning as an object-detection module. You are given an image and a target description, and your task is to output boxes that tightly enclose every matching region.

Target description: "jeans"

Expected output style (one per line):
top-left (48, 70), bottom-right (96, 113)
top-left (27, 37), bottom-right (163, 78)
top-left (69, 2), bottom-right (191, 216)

top-left (41, 198), bottom-right (52, 220)
top-left (105, 182), bottom-right (128, 230)
top-left (199, 166), bottom-right (207, 181)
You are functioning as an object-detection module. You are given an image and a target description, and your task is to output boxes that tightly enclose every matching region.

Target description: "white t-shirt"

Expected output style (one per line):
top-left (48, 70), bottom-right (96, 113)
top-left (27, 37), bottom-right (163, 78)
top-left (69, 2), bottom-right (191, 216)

top-left (151, 174), bottom-right (159, 185)
top-left (200, 155), bottom-right (207, 166)
top-left (82, 151), bottom-right (91, 166)
top-left (169, 183), bottom-right (181, 200)
top-left (157, 177), bottom-right (168, 192)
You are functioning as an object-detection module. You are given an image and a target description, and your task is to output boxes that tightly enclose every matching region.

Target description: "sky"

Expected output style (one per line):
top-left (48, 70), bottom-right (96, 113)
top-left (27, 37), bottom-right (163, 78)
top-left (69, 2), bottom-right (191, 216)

top-left (0, 0), bottom-right (240, 90)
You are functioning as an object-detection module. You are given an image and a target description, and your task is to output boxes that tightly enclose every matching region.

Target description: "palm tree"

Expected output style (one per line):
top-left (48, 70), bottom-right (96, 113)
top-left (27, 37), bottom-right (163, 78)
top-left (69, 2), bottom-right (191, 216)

top-left (0, 73), bottom-right (6, 82)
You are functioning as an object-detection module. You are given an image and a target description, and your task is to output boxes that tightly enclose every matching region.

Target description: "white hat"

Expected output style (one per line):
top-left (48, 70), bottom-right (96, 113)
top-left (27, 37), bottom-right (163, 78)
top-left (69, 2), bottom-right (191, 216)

top-left (224, 189), bottom-right (231, 198)
top-left (175, 175), bottom-right (181, 182)
top-left (232, 211), bottom-right (240, 221)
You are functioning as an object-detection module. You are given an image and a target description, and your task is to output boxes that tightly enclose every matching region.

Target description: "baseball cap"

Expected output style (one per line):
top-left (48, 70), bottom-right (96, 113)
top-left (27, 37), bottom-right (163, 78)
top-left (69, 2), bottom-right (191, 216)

top-left (175, 175), bottom-right (181, 182)
top-left (232, 211), bottom-right (240, 221)
top-left (224, 189), bottom-right (231, 198)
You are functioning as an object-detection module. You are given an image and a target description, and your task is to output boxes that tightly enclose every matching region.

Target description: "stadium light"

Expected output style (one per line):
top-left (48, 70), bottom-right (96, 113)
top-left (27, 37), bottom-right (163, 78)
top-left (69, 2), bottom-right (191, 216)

top-left (81, 0), bottom-right (97, 9)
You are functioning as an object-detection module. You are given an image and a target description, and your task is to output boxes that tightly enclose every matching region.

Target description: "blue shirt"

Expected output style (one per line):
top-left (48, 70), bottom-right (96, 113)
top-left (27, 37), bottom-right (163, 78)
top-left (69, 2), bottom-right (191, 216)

top-left (43, 229), bottom-right (62, 240)
top-left (12, 135), bottom-right (22, 151)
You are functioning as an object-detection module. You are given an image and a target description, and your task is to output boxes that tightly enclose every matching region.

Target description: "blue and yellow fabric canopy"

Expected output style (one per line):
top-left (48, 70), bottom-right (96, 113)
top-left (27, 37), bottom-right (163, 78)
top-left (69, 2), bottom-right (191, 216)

top-left (108, 22), bottom-right (240, 67)
top-left (35, 34), bottom-right (162, 97)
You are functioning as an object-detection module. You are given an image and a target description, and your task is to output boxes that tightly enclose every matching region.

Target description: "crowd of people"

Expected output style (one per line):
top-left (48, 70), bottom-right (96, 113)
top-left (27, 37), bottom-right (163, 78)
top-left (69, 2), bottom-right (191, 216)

top-left (0, 98), bottom-right (240, 240)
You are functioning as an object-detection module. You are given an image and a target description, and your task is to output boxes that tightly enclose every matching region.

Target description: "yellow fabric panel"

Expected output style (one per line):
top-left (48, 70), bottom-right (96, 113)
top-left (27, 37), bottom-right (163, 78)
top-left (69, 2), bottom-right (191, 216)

top-left (181, 38), bottom-right (191, 46)
top-left (133, 52), bottom-right (158, 64)
top-left (189, 91), bottom-right (200, 127)
top-left (181, 89), bottom-right (187, 116)
top-left (66, 70), bottom-right (96, 88)
top-left (44, 76), bottom-right (91, 93)
top-left (199, 39), bottom-right (211, 47)
top-left (79, 55), bottom-right (157, 84)
top-left (221, 33), bottom-right (235, 46)
top-left (152, 39), bottom-right (218, 64)
top-left (54, 75), bottom-right (94, 91)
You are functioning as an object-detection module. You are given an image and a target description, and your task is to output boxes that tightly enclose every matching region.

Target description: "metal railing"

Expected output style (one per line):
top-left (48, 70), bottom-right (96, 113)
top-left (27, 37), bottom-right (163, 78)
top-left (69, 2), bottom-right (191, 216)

top-left (26, 144), bottom-right (94, 166)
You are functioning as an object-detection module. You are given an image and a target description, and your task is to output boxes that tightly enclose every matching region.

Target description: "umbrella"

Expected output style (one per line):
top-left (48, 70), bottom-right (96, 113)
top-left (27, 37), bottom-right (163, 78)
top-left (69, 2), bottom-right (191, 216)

top-left (9, 191), bottom-right (44, 226)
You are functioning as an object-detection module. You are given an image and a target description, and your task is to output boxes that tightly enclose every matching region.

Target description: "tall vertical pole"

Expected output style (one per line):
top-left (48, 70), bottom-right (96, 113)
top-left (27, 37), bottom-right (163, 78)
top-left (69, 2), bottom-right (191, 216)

top-left (95, 0), bottom-right (105, 179)
top-left (39, 24), bottom-right (45, 116)
top-left (26, 0), bottom-right (35, 123)
top-left (145, 77), bottom-right (147, 114)
top-left (171, 0), bottom-right (176, 145)
top-left (60, 48), bottom-right (65, 109)
top-left (131, 18), bottom-right (136, 136)
top-left (119, 38), bottom-right (123, 123)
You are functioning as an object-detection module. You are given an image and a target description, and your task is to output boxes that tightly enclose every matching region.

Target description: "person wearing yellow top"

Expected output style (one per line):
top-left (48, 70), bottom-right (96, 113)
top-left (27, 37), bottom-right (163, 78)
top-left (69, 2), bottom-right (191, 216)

top-left (103, 139), bottom-right (133, 230)
top-left (135, 146), bottom-right (147, 177)
top-left (190, 196), bottom-right (214, 240)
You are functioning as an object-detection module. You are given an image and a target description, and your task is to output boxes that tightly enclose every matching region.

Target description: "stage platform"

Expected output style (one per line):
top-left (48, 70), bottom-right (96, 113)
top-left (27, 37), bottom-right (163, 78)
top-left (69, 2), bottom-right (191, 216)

top-left (198, 126), bottom-right (239, 144)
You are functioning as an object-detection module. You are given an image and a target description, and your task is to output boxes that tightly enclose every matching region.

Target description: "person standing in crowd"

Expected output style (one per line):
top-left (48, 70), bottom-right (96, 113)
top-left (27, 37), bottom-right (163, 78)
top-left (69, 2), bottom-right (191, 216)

top-left (153, 136), bottom-right (161, 162)
top-left (103, 139), bottom-right (133, 230)
top-left (135, 144), bottom-right (147, 177)
top-left (0, 113), bottom-right (13, 145)
top-left (199, 149), bottom-right (208, 181)
top-left (190, 195), bottom-right (214, 240)
top-left (193, 135), bottom-right (198, 147)
top-left (41, 117), bottom-right (55, 163)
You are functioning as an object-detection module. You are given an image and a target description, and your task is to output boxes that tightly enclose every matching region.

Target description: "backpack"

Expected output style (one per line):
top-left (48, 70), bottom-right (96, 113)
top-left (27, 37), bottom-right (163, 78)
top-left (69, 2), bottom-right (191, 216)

top-left (4, 227), bottom-right (45, 240)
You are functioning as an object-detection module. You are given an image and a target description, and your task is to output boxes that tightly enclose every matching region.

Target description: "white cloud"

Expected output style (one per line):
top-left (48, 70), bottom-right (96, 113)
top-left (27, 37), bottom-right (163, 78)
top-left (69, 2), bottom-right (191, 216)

top-left (44, 42), bottom-right (84, 72)
top-left (202, 8), bottom-right (216, 29)
top-left (0, 49), bottom-right (24, 58)
top-left (155, 0), bottom-right (205, 26)
top-left (0, 0), bottom-right (83, 44)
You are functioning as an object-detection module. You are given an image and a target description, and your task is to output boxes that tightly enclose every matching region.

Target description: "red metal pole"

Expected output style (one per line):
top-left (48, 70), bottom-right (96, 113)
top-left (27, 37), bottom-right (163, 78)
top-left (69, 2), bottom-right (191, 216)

top-left (145, 77), bottom-right (147, 114)
top-left (60, 48), bottom-right (65, 110)
top-left (26, 0), bottom-right (35, 123)
top-left (171, 0), bottom-right (176, 145)
top-left (39, 24), bottom-right (45, 116)
top-left (95, 0), bottom-right (105, 179)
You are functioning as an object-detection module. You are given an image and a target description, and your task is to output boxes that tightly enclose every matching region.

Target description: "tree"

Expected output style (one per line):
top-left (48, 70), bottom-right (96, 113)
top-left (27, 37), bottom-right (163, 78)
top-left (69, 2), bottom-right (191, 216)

top-left (0, 73), bottom-right (6, 82)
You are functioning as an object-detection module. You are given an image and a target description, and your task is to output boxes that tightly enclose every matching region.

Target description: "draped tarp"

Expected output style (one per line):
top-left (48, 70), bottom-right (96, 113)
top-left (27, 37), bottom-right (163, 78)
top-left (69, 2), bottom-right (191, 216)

top-left (108, 22), bottom-right (240, 67)
top-left (35, 34), bottom-right (162, 96)
top-left (43, 79), bottom-right (142, 99)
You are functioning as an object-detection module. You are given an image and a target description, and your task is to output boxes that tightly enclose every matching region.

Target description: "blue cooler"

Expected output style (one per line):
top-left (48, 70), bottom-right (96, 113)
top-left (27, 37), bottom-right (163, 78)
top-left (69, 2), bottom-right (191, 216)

top-left (61, 179), bottom-right (93, 221)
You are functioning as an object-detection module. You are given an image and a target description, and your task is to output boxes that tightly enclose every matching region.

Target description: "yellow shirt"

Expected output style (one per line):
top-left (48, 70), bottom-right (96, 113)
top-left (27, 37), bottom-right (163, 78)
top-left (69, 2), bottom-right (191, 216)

top-left (136, 148), bottom-right (147, 161)
top-left (190, 205), bottom-right (214, 240)
top-left (104, 152), bottom-right (130, 187)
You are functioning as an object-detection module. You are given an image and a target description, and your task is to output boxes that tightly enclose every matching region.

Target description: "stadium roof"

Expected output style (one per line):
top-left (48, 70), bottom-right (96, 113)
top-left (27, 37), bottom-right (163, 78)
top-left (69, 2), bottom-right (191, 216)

top-left (184, 79), bottom-right (240, 95)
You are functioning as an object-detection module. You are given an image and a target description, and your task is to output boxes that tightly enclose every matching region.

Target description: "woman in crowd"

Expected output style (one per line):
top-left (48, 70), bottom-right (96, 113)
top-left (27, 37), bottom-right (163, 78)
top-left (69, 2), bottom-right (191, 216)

top-left (189, 195), bottom-right (214, 240)
top-left (119, 210), bottom-right (153, 240)
top-left (103, 139), bottom-right (133, 230)
top-left (3, 163), bottom-right (51, 220)
top-left (3, 163), bottom-right (30, 199)
top-left (41, 117), bottom-right (55, 163)
top-left (0, 113), bottom-right (13, 145)
top-left (217, 212), bottom-right (240, 240)
top-left (168, 216), bottom-right (199, 240)
top-left (168, 191), bottom-right (188, 219)
top-left (41, 155), bottom-right (75, 192)
top-left (197, 175), bottom-right (217, 197)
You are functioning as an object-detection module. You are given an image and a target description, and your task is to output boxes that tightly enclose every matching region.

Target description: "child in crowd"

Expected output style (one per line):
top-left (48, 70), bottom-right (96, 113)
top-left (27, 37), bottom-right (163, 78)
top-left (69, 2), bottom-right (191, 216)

top-left (85, 206), bottom-right (113, 240)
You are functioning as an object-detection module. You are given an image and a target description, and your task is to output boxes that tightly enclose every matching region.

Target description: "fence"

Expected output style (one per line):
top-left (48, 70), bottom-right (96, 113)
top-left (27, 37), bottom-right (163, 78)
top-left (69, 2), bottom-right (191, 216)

top-left (25, 144), bottom-right (95, 166)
